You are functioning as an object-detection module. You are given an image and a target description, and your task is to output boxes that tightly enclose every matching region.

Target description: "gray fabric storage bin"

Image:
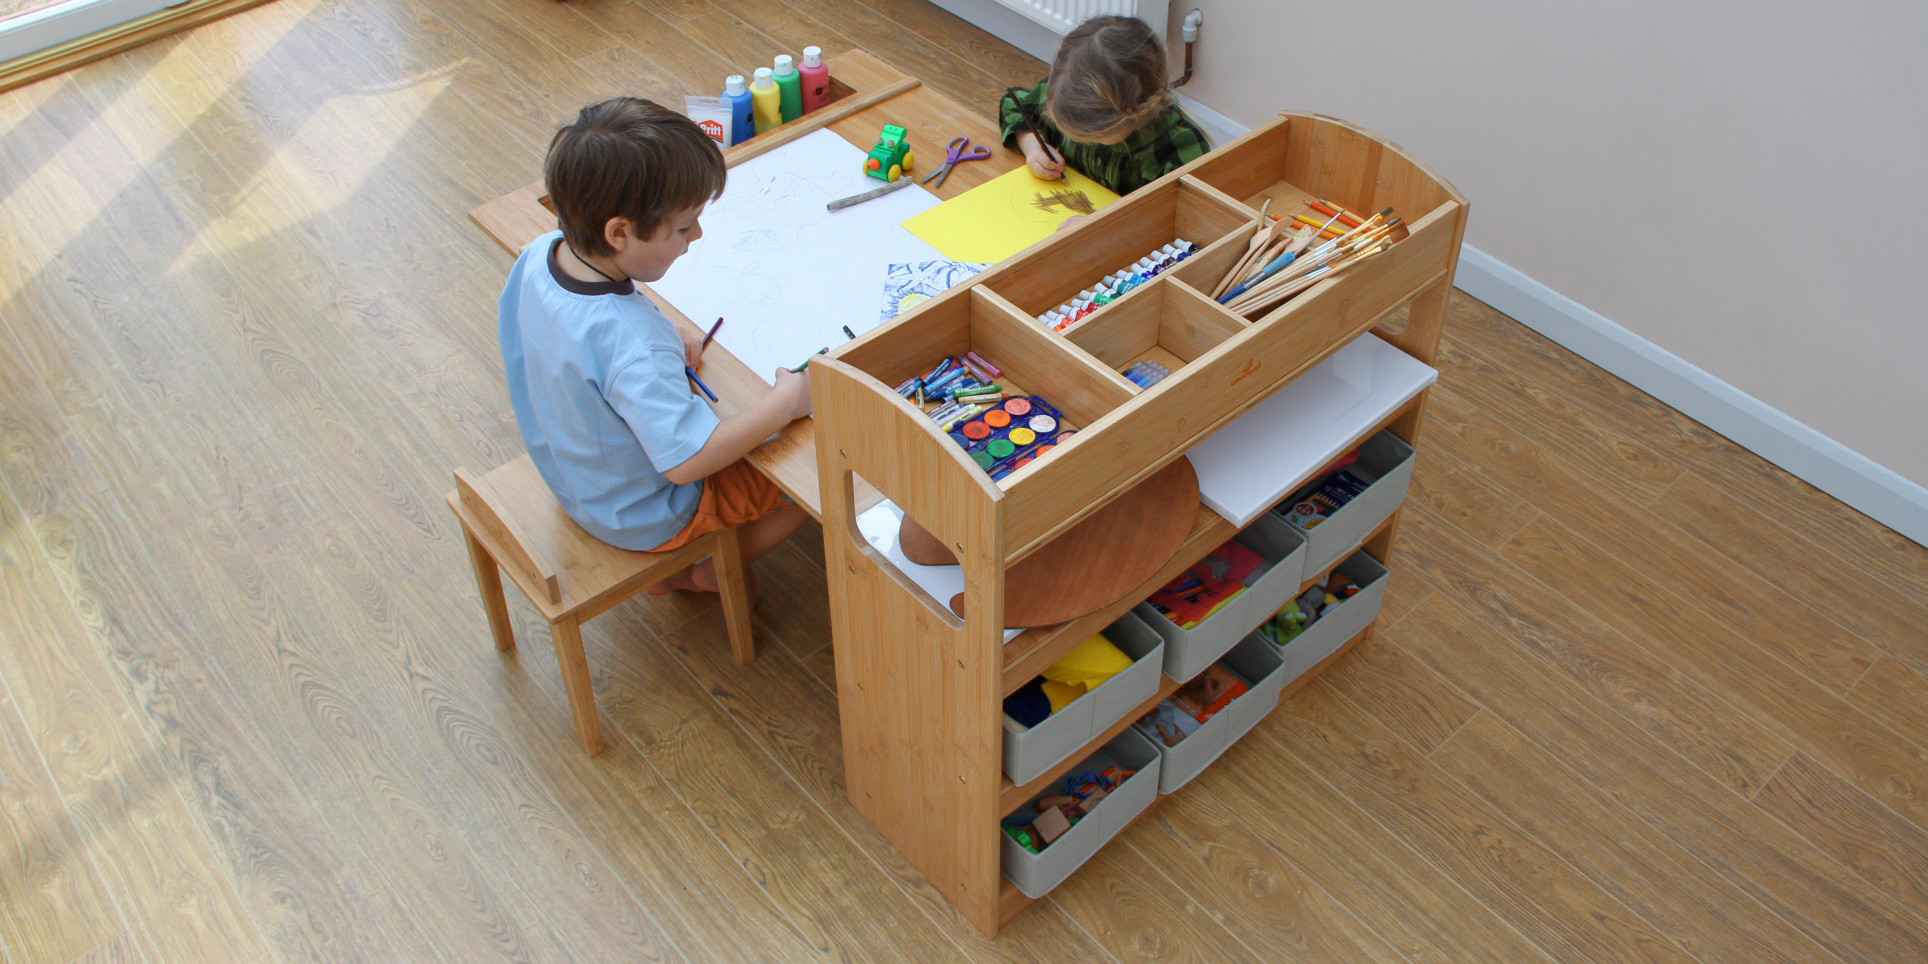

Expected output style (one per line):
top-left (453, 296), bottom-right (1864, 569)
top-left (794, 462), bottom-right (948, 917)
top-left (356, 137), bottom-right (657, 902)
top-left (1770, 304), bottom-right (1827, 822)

top-left (1273, 552), bottom-right (1388, 683)
top-left (1275, 431), bottom-right (1414, 575)
top-left (1135, 633), bottom-right (1287, 792)
top-left (1134, 513), bottom-right (1306, 683)
top-left (1002, 613), bottom-right (1166, 784)
top-left (999, 728), bottom-right (1161, 898)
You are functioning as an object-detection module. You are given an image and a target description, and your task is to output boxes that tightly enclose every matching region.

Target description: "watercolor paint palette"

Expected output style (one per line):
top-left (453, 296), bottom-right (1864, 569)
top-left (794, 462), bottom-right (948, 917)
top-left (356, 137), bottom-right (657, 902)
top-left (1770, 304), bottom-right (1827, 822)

top-left (944, 396), bottom-right (1075, 480)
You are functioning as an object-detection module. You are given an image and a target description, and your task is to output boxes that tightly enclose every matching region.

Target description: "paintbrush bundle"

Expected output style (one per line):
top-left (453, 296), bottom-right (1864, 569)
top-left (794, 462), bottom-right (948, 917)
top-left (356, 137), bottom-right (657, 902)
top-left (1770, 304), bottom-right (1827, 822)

top-left (1214, 200), bottom-right (1404, 319)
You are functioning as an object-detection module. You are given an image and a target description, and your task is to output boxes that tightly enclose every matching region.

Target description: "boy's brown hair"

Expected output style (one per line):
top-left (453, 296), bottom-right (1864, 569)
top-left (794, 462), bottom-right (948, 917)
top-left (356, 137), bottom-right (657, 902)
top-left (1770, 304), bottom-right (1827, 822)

top-left (1045, 16), bottom-right (1172, 144)
top-left (544, 97), bottom-right (726, 258)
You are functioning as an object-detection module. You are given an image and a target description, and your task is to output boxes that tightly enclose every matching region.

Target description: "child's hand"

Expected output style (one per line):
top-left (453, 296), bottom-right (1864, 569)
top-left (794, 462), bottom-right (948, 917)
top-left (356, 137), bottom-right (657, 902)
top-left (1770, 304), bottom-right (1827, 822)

top-left (680, 324), bottom-right (707, 369)
top-left (771, 366), bottom-right (813, 421)
top-left (1017, 132), bottom-right (1064, 181)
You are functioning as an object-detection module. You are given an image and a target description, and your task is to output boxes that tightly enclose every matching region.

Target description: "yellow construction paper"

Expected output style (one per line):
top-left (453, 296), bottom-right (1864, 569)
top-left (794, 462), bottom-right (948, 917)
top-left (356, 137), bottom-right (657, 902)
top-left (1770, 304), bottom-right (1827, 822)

top-left (901, 166), bottom-right (1120, 263)
top-left (1042, 633), bottom-right (1133, 688)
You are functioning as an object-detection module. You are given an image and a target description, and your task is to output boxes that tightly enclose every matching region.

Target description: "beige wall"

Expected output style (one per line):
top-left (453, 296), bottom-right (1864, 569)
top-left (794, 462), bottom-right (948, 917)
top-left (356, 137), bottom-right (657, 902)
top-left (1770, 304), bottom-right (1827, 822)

top-left (1171, 1), bottom-right (1928, 487)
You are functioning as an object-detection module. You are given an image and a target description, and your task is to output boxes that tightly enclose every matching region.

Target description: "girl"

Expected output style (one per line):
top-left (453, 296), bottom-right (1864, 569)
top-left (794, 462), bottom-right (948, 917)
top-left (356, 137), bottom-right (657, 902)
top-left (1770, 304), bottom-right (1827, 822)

top-left (998, 15), bottom-right (1210, 196)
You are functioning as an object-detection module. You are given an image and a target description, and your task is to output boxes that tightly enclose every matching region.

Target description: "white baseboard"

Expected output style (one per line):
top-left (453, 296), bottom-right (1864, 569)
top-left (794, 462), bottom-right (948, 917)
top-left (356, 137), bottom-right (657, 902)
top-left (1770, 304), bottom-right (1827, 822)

top-left (954, 9), bottom-right (1928, 547)
top-left (1455, 246), bottom-right (1928, 546)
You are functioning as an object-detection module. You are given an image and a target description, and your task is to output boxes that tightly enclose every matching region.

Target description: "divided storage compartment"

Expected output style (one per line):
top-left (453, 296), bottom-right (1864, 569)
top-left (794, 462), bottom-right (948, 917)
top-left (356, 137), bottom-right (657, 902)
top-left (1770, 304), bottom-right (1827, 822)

top-left (1275, 430), bottom-right (1415, 573)
top-left (1061, 279), bottom-right (1245, 395)
top-left (1000, 728), bottom-right (1161, 898)
top-left (983, 177), bottom-right (1250, 332)
top-left (1272, 551), bottom-right (1389, 684)
top-left (836, 286), bottom-right (1135, 486)
top-left (1135, 513), bottom-right (1306, 682)
top-left (1135, 634), bottom-right (1287, 792)
top-left (1002, 613), bottom-right (1166, 784)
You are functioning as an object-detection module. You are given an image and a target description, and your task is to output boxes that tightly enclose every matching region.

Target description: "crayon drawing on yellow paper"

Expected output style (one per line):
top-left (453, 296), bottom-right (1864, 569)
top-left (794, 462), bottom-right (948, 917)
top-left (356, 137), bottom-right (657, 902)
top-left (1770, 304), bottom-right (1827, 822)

top-left (901, 166), bottom-right (1120, 263)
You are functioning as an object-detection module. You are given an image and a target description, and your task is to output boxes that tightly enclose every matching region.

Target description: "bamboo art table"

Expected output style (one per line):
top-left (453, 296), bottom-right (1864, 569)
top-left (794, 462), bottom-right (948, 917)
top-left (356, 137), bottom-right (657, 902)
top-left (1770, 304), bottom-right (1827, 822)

top-left (467, 49), bottom-right (1017, 519)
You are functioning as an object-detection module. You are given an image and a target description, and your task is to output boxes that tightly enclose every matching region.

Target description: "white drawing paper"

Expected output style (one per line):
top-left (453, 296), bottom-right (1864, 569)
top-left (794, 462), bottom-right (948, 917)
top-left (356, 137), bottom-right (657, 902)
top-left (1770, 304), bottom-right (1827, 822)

top-left (880, 260), bottom-right (989, 324)
top-left (647, 128), bottom-right (947, 384)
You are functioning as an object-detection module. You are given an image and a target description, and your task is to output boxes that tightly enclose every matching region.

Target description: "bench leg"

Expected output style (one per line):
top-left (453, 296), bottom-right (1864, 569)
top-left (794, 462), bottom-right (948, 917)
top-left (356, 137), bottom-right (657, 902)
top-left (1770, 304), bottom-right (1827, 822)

top-left (462, 528), bottom-right (516, 653)
top-left (711, 530), bottom-right (756, 667)
top-left (549, 616), bottom-right (603, 755)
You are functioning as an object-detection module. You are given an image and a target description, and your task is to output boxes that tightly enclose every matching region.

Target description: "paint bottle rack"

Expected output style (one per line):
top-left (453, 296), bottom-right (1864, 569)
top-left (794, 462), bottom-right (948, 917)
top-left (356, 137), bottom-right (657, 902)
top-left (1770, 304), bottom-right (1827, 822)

top-left (812, 112), bottom-right (1467, 936)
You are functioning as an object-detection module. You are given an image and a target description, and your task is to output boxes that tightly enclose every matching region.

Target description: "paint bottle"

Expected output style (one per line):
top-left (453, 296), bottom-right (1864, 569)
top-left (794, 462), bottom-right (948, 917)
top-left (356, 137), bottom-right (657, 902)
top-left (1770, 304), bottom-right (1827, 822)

top-left (799, 46), bottom-right (830, 113)
top-left (749, 67), bottom-right (782, 133)
top-left (723, 74), bottom-right (754, 146)
top-left (772, 55), bottom-right (803, 123)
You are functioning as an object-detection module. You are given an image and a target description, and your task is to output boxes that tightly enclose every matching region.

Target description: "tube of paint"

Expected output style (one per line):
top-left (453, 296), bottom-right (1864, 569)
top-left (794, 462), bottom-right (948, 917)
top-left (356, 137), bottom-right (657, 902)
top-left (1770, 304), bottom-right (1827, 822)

top-left (723, 74), bottom-right (754, 145)
top-left (799, 46), bottom-right (830, 113)
top-left (772, 55), bottom-right (803, 123)
top-left (749, 67), bottom-right (782, 133)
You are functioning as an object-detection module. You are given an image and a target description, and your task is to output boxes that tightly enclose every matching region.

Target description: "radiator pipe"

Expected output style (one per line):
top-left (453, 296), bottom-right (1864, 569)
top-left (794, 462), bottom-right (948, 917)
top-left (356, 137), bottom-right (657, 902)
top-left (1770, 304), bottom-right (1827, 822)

top-left (1172, 9), bottom-right (1203, 88)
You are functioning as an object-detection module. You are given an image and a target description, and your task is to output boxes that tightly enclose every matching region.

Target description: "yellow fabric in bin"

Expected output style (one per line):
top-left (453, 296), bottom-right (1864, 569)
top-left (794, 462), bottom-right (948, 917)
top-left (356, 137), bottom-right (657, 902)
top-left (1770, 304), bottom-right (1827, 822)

top-left (1043, 634), bottom-right (1133, 689)
top-left (1040, 679), bottom-right (1086, 712)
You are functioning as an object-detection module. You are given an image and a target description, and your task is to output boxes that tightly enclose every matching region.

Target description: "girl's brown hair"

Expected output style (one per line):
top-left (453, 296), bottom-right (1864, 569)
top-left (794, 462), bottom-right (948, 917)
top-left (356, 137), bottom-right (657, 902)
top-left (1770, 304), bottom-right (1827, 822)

top-left (544, 97), bottom-right (726, 257)
top-left (1045, 16), bottom-right (1172, 143)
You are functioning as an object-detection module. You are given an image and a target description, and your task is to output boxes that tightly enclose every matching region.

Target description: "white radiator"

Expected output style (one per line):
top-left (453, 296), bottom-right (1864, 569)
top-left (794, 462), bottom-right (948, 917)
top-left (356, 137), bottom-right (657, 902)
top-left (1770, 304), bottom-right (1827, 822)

top-left (932, 0), bottom-right (1172, 64)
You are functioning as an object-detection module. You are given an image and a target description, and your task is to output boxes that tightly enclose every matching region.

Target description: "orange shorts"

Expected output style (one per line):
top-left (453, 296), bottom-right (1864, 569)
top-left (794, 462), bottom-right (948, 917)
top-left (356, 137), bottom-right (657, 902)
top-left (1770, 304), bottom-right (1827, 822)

top-left (648, 460), bottom-right (790, 552)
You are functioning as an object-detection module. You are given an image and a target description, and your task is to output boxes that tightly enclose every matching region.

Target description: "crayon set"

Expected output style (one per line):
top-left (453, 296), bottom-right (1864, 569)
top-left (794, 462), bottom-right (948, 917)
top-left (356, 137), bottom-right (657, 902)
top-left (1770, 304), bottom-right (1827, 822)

top-left (1037, 240), bottom-right (1198, 332)
top-left (896, 352), bottom-right (1076, 480)
top-left (1276, 468), bottom-right (1371, 529)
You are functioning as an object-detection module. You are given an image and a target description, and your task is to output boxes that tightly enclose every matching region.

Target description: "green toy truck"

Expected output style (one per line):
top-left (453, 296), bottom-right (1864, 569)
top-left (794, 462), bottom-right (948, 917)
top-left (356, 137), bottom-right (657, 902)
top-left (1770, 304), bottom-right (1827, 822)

top-left (863, 123), bottom-right (916, 181)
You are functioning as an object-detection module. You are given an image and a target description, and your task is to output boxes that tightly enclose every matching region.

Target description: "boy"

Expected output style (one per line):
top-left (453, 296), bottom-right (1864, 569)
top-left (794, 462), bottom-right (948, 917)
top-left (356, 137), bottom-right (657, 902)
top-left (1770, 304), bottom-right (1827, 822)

top-left (499, 97), bottom-right (810, 595)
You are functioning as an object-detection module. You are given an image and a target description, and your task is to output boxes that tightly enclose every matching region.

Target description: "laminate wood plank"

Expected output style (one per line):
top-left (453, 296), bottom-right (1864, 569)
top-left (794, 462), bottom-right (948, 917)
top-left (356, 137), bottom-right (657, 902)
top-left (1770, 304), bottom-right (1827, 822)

top-left (1847, 657), bottom-right (1928, 753)
top-left (0, 493), bottom-right (284, 960)
top-left (1432, 336), bottom-right (1684, 505)
top-left (1200, 737), bottom-right (1557, 962)
top-left (213, 527), bottom-right (687, 961)
top-left (1390, 568), bottom-right (1928, 960)
top-left (1494, 514), bottom-right (1928, 833)
top-left (1404, 446), bottom-right (1538, 551)
top-left (592, 599), bottom-right (1107, 959)
top-left (581, 608), bottom-right (972, 958)
top-left (1446, 294), bottom-right (1928, 601)
top-left (1649, 473), bottom-right (1928, 677)
top-left (1754, 752), bottom-right (1928, 922)
top-left (1270, 682), bottom-right (1694, 962)
top-left (1315, 619), bottom-right (1479, 756)
top-left (1121, 790), bottom-right (1408, 961)
top-left (1423, 383), bottom-right (1879, 690)
top-left (1423, 710), bottom-right (1829, 962)
top-left (1035, 838), bottom-right (1256, 961)
top-left (1393, 496), bottom-right (1794, 798)
top-left (0, 665), bottom-right (127, 962)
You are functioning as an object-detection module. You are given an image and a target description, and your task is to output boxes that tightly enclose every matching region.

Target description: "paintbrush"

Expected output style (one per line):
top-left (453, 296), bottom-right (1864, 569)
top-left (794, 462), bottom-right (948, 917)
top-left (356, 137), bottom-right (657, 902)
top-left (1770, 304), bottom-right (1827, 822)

top-left (1211, 199), bottom-right (1276, 298)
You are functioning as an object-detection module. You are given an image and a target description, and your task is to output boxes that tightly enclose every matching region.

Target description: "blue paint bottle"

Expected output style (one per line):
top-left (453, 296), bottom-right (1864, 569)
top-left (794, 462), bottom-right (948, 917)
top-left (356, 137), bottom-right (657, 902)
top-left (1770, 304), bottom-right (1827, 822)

top-left (723, 74), bottom-right (754, 146)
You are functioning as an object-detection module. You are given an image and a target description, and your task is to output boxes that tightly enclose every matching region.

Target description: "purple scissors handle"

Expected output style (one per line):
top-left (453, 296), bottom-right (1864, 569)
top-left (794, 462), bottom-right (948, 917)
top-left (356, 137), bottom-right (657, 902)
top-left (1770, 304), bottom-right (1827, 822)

top-left (919, 135), bottom-right (993, 187)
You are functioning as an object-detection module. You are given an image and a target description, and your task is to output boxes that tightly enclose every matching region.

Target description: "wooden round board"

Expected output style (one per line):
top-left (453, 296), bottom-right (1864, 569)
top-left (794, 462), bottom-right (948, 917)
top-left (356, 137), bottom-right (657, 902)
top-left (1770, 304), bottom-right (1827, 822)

top-left (897, 457), bottom-right (1200, 628)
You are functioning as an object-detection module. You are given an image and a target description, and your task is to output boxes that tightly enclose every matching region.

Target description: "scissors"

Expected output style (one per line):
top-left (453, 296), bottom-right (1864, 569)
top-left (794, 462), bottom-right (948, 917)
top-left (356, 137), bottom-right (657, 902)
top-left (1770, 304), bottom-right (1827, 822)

top-left (919, 135), bottom-right (992, 188)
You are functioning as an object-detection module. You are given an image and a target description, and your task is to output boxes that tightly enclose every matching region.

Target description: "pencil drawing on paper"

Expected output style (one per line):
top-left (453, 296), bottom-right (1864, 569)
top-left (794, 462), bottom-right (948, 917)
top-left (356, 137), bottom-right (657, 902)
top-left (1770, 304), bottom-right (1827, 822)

top-left (1031, 189), bottom-right (1096, 216)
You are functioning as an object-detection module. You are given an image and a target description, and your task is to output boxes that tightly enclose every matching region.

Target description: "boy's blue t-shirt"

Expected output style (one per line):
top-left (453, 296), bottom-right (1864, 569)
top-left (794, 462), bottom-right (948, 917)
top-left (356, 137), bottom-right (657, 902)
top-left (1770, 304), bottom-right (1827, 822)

top-left (498, 230), bottom-right (719, 550)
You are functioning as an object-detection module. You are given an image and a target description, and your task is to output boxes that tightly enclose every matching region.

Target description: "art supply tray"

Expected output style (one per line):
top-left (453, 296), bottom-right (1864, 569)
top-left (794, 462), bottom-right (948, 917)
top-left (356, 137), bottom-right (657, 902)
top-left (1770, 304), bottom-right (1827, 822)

top-left (947, 396), bottom-right (1073, 480)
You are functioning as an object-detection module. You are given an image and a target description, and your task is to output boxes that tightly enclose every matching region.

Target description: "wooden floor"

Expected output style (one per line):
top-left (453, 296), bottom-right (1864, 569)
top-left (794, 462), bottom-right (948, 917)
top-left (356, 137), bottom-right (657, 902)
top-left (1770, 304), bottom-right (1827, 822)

top-left (3, 1), bottom-right (1927, 960)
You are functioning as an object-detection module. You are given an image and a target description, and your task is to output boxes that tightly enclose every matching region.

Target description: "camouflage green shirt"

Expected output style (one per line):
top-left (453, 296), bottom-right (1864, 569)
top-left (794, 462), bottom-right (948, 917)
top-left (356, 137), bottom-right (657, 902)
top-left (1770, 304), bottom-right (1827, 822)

top-left (998, 80), bottom-right (1211, 195)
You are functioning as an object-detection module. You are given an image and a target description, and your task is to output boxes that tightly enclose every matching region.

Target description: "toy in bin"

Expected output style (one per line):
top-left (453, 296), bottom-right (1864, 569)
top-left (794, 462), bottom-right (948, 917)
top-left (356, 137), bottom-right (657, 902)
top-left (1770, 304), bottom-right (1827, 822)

top-left (864, 123), bottom-right (915, 181)
top-left (1000, 766), bottom-right (1135, 854)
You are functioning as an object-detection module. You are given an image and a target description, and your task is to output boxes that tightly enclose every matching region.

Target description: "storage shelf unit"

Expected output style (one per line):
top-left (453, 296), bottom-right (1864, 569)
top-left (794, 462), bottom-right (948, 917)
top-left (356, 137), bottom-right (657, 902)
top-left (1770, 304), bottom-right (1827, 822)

top-left (810, 113), bottom-right (1466, 936)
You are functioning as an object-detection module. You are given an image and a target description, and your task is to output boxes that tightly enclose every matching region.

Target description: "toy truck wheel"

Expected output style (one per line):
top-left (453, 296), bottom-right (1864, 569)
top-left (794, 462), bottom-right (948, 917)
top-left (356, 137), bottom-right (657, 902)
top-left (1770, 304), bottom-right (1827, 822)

top-left (887, 164), bottom-right (901, 181)
top-left (902, 151), bottom-right (915, 171)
